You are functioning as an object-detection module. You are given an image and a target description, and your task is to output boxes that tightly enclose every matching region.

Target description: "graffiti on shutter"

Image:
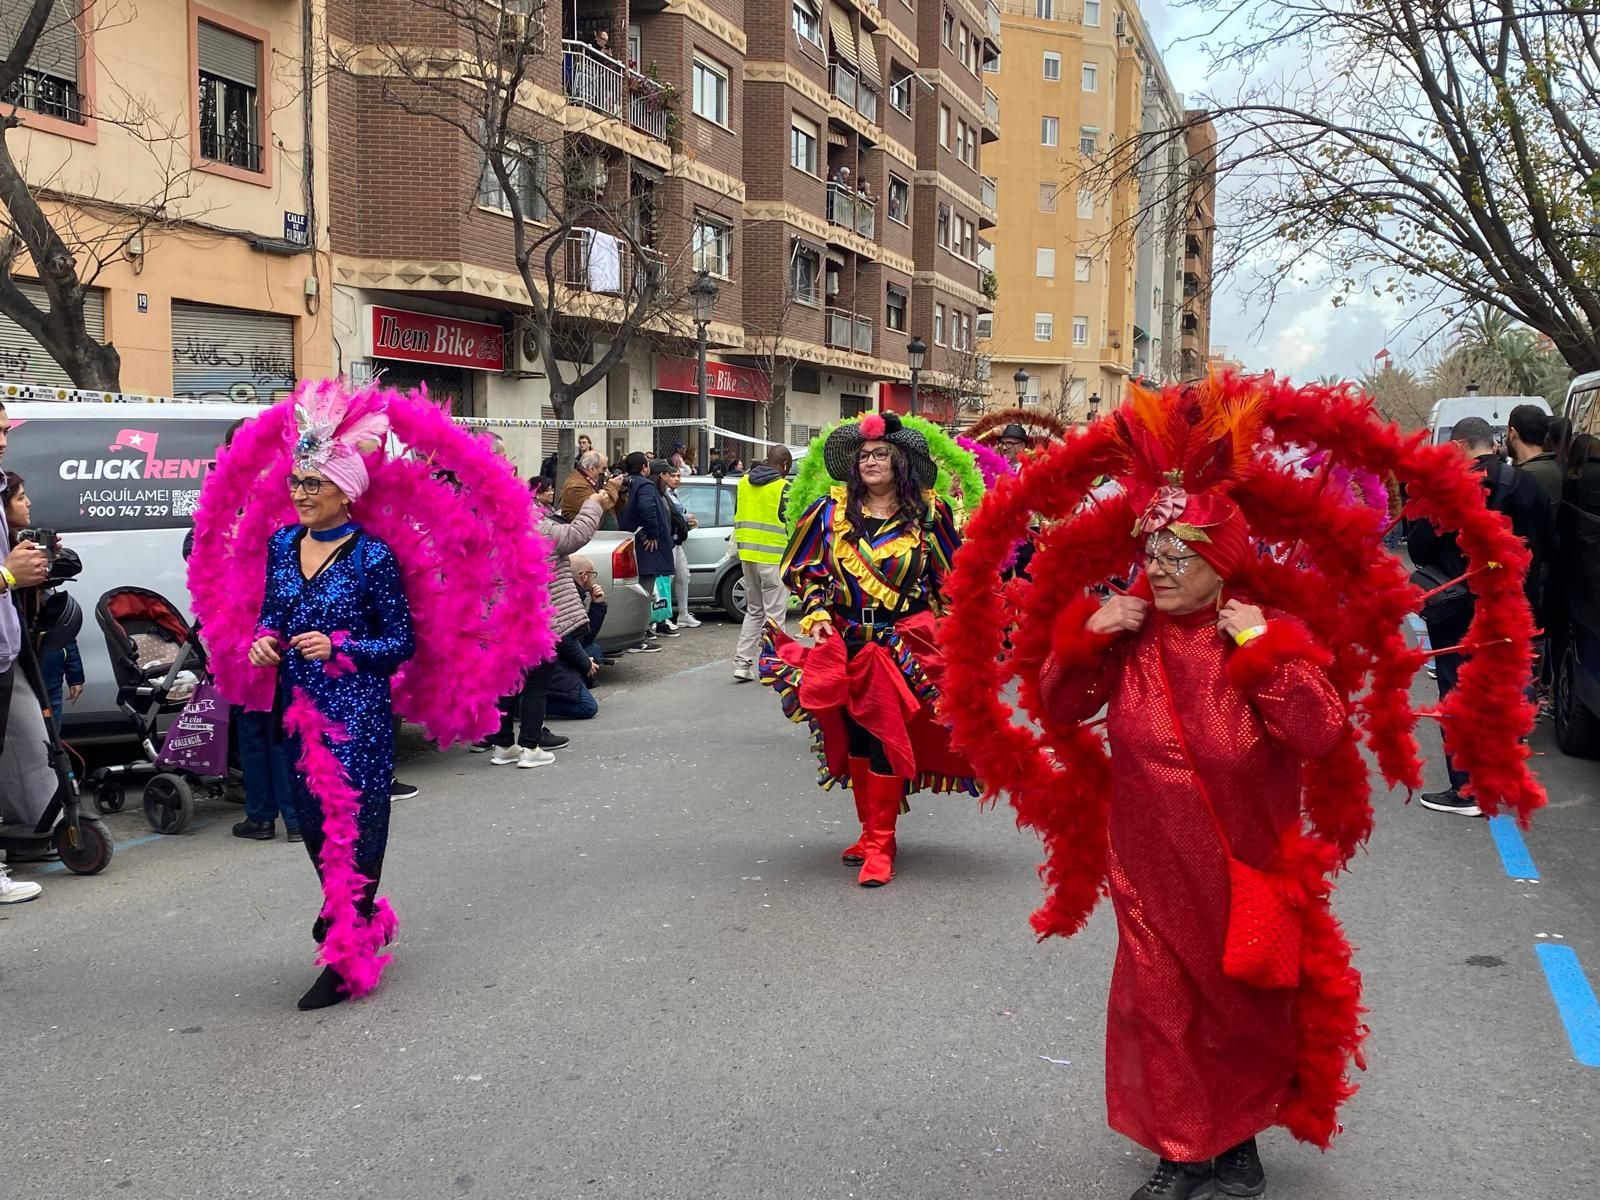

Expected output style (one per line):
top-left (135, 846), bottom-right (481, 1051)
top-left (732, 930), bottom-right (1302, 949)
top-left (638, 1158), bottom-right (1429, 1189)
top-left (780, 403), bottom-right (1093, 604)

top-left (171, 302), bottom-right (296, 403)
top-left (0, 281), bottom-right (105, 389)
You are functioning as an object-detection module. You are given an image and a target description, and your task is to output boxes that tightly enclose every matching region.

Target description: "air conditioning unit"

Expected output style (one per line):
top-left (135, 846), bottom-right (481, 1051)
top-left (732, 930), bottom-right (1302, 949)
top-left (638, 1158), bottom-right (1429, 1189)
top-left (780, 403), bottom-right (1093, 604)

top-left (571, 155), bottom-right (609, 193)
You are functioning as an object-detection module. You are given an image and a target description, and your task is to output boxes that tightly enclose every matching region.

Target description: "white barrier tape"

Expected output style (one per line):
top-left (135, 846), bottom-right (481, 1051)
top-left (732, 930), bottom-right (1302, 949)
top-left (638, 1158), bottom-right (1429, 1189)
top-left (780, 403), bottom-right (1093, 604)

top-left (460, 416), bottom-right (711, 430)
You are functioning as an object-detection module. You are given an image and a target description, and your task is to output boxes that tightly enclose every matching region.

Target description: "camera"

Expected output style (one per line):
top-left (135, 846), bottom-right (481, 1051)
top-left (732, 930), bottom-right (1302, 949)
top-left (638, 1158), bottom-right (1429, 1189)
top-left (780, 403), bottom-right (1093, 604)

top-left (17, 527), bottom-right (60, 563)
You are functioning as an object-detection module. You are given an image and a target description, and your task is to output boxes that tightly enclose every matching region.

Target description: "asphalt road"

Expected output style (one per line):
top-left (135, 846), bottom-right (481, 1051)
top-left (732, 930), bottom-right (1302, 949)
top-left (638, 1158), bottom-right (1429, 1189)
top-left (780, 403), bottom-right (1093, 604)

top-left (4, 616), bottom-right (1598, 1200)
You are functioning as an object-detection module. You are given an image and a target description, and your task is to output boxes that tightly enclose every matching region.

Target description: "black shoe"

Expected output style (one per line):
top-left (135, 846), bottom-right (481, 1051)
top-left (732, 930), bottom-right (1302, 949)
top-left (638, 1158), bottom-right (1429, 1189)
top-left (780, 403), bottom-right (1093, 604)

top-left (232, 819), bottom-right (276, 841)
top-left (599, 657), bottom-right (619, 667)
top-left (653, 622), bottom-right (681, 638)
top-left (625, 642), bottom-right (662, 654)
top-left (286, 828), bottom-right (303, 844)
top-left (389, 779), bottom-right (420, 801)
top-left (297, 966), bottom-right (350, 1011)
top-left (1131, 1160), bottom-right (1213, 1200)
top-left (539, 729), bottom-right (571, 752)
top-left (1419, 788), bottom-right (1482, 817)
top-left (1213, 1138), bottom-right (1265, 1197)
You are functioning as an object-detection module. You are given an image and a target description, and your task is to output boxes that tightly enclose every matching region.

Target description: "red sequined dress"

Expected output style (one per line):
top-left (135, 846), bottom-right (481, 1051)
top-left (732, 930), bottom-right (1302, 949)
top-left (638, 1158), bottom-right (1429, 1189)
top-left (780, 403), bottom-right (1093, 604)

top-left (1040, 603), bottom-right (1344, 1161)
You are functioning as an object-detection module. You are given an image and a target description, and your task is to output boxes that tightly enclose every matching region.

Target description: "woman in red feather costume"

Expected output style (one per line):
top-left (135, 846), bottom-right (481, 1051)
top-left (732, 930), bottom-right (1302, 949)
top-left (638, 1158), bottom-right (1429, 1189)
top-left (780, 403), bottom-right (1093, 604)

top-left (939, 374), bottom-right (1545, 1200)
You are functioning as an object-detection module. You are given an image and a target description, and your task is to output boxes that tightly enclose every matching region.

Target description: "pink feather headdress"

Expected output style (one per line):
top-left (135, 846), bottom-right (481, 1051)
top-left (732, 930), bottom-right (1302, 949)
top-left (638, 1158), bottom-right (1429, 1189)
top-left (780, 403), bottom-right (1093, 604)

top-left (291, 380), bottom-right (390, 500)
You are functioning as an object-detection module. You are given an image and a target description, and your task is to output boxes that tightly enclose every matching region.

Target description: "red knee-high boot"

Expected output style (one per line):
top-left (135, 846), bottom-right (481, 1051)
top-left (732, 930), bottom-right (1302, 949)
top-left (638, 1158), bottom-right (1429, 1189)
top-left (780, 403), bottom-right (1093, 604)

top-left (841, 757), bottom-right (874, 864)
top-left (856, 772), bottom-right (905, 888)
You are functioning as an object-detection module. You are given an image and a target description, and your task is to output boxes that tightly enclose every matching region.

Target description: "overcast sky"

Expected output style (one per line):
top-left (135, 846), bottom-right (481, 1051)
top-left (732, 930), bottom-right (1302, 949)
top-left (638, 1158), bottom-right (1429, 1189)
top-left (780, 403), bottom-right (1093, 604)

top-left (1141, 0), bottom-right (1426, 383)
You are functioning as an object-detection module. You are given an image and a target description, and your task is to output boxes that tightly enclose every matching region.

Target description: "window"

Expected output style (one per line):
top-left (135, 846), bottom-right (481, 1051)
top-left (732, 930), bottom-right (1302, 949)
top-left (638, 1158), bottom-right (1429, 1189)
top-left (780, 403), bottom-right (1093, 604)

top-left (3, 0), bottom-right (84, 124)
top-left (790, 243), bottom-right (822, 305)
top-left (1075, 254), bottom-right (1092, 281)
top-left (889, 70), bottom-right (913, 115)
top-left (692, 216), bottom-right (732, 277)
top-left (1077, 187), bottom-right (1095, 217)
top-left (1082, 62), bottom-right (1098, 91)
top-left (790, 113), bottom-right (819, 174)
top-left (934, 303), bottom-right (947, 345)
top-left (692, 57), bottom-right (730, 125)
top-left (943, 8), bottom-right (955, 47)
top-left (1039, 183), bottom-right (1057, 212)
top-left (1035, 313), bottom-right (1054, 341)
top-left (1043, 52), bottom-right (1061, 81)
top-left (940, 104), bottom-right (951, 147)
top-left (1035, 0), bottom-right (1055, 15)
top-left (958, 26), bottom-right (970, 71)
top-left (961, 218), bottom-right (974, 260)
top-left (1041, 116), bottom-right (1059, 147)
top-left (887, 175), bottom-right (911, 224)
top-left (937, 203), bottom-right (951, 248)
top-left (792, 0), bottom-right (822, 45)
top-left (886, 286), bottom-right (908, 332)
top-left (984, 52), bottom-right (999, 75)
top-left (952, 311), bottom-right (966, 350)
top-left (956, 119), bottom-right (975, 167)
top-left (1079, 127), bottom-right (1098, 155)
top-left (477, 138), bottom-right (548, 220)
top-left (1084, 0), bottom-right (1102, 25)
top-left (975, 313), bottom-right (993, 339)
top-left (1036, 248), bottom-right (1056, 278)
top-left (1073, 315), bottom-right (1090, 345)
top-left (198, 20), bottom-right (264, 172)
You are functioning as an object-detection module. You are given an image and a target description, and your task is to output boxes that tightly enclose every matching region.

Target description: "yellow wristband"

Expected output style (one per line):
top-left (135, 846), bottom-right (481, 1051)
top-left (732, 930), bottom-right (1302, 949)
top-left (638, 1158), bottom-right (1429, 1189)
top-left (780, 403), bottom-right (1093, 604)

top-left (1233, 624), bottom-right (1268, 647)
top-left (0, 565), bottom-right (14, 590)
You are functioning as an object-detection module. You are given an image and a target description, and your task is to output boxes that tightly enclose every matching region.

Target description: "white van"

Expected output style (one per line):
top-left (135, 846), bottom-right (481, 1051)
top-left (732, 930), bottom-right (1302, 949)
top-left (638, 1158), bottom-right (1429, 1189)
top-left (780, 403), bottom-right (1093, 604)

top-left (1, 399), bottom-right (260, 738)
top-left (1428, 393), bottom-right (1549, 445)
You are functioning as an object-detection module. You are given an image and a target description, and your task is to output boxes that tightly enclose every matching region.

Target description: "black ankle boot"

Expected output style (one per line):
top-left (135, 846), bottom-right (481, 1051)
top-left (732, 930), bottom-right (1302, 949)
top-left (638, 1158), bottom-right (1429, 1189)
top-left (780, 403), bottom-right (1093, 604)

top-left (1131, 1159), bottom-right (1213, 1200)
top-left (297, 966), bottom-right (349, 1011)
top-left (1214, 1137), bottom-right (1265, 1197)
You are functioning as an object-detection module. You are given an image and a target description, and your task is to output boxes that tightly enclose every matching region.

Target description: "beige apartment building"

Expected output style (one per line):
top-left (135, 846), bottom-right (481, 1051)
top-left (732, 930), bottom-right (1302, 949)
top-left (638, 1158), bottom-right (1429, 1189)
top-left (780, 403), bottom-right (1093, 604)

top-left (983, 0), bottom-right (1212, 417)
top-left (0, 0), bottom-right (333, 400)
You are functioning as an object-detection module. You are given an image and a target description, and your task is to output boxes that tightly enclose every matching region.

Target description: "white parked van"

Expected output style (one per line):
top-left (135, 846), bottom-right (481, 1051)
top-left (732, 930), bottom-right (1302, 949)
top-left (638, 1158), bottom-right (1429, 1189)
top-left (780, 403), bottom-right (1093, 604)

top-left (1427, 393), bottom-right (1549, 446)
top-left (1, 398), bottom-right (260, 738)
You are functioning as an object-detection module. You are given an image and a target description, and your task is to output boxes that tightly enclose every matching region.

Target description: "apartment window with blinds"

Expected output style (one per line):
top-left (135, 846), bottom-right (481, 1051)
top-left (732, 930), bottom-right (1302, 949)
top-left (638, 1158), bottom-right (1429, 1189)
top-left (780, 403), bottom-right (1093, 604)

top-left (1078, 187), bottom-right (1095, 217)
top-left (887, 175), bottom-right (910, 224)
top-left (197, 20), bottom-right (263, 172)
top-left (1035, 313), bottom-right (1054, 342)
top-left (1073, 315), bottom-right (1090, 345)
top-left (1043, 53), bottom-right (1061, 81)
top-left (1035, 0), bottom-right (1055, 16)
top-left (886, 285), bottom-right (908, 332)
top-left (1082, 63), bottom-right (1098, 91)
top-left (1075, 254), bottom-right (1093, 281)
top-left (792, 0), bottom-right (822, 46)
top-left (1, 0), bottom-right (84, 122)
top-left (1079, 127), bottom-right (1098, 155)
top-left (1039, 183), bottom-right (1057, 212)
top-left (692, 57), bottom-right (730, 126)
top-left (934, 304), bottom-right (946, 345)
top-left (790, 113), bottom-right (819, 174)
top-left (1084, 0), bottom-right (1102, 25)
top-left (1036, 248), bottom-right (1056, 278)
top-left (478, 139), bottom-right (548, 220)
top-left (790, 243), bottom-right (822, 306)
top-left (692, 216), bottom-right (732, 278)
top-left (942, 8), bottom-right (954, 46)
top-left (1041, 116), bottom-right (1059, 147)
top-left (937, 203), bottom-right (951, 248)
top-left (889, 69), bottom-right (913, 115)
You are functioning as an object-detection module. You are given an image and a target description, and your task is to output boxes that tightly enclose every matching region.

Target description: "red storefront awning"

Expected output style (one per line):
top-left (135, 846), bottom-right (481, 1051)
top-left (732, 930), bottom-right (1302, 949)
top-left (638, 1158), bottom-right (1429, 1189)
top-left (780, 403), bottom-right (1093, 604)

top-left (880, 382), bottom-right (958, 423)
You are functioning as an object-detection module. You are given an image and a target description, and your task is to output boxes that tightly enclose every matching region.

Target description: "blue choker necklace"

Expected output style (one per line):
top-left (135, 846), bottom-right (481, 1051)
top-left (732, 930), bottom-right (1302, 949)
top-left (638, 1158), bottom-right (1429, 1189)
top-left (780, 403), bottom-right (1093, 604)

top-left (309, 520), bottom-right (358, 542)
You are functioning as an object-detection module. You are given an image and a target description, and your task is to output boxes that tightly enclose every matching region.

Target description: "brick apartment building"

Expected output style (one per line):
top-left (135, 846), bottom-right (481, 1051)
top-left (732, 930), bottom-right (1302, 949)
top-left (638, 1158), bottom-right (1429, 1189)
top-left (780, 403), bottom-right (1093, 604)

top-left (324, 0), bottom-right (998, 467)
top-left (1180, 108), bottom-right (1217, 380)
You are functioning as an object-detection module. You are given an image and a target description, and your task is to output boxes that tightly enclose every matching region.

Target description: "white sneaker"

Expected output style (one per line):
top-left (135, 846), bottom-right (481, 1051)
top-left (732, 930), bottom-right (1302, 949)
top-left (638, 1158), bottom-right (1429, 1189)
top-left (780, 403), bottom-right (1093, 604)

top-left (0, 866), bottom-right (41, 904)
top-left (733, 663), bottom-right (754, 682)
top-left (517, 747), bottom-right (556, 769)
top-left (490, 745), bottom-right (520, 766)
top-left (677, 613), bottom-right (702, 628)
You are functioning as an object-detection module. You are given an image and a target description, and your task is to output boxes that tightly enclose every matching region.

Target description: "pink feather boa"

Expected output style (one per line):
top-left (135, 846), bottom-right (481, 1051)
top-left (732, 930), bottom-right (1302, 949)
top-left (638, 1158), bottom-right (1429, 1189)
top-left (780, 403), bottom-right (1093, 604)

top-left (188, 380), bottom-right (558, 746)
top-left (283, 689), bottom-right (396, 999)
top-left (957, 435), bottom-right (1012, 488)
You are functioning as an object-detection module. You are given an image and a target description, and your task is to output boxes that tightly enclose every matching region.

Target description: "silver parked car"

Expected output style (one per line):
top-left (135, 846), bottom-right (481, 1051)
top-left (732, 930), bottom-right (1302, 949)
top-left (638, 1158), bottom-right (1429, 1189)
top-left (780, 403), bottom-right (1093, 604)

top-left (579, 529), bottom-right (655, 652)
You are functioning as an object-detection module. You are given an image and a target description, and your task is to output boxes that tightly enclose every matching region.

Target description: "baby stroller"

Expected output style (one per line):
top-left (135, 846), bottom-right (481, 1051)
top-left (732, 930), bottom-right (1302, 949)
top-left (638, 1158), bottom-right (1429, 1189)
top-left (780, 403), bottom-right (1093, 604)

top-left (86, 586), bottom-right (239, 835)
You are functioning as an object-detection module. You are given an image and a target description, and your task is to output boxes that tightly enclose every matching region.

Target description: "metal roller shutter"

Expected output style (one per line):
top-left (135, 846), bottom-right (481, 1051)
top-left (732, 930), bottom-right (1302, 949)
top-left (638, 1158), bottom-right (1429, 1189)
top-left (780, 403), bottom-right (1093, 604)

top-left (828, 4), bottom-right (858, 69)
top-left (714, 397), bottom-right (757, 446)
top-left (0, 1), bottom-right (80, 83)
top-left (0, 280), bottom-right (103, 389)
top-left (170, 302), bottom-right (295, 403)
top-left (197, 20), bottom-right (260, 88)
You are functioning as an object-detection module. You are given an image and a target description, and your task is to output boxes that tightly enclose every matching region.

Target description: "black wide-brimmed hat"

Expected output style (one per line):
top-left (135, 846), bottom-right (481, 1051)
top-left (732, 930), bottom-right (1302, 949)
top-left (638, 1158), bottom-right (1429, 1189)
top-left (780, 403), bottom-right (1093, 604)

top-left (998, 423), bottom-right (1029, 441)
top-left (823, 412), bottom-right (937, 488)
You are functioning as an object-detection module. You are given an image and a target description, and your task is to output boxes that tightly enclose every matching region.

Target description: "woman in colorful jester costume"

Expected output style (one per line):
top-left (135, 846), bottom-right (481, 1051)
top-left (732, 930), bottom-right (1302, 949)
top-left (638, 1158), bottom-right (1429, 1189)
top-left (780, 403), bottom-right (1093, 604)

top-left (190, 381), bottom-right (555, 1011)
top-left (762, 412), bottom-right (982, 887)
top-left (940, 374), bottom-right (1544, 1199)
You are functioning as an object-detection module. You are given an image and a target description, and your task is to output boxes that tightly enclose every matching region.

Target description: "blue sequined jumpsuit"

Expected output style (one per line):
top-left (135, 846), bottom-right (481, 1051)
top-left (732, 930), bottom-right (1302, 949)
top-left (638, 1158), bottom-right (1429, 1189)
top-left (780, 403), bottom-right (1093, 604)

top-left (259, 526), bottom-right (415, 872)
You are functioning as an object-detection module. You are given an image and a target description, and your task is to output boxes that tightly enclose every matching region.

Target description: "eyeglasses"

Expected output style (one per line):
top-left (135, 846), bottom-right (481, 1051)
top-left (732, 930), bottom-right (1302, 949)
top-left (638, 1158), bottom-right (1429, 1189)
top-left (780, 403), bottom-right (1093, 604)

top-left (857, 447), bottom-right (894, 464)
top-left (1140, 550), bottom-right (1200, 575)
top-left (287, 475), bottom-right (328, 496)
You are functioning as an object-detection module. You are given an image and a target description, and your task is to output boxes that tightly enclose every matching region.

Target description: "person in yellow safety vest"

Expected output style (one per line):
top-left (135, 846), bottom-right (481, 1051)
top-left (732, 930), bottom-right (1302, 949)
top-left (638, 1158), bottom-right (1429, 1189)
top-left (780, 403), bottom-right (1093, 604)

top-left (732, 445), bottom-right (794, 681)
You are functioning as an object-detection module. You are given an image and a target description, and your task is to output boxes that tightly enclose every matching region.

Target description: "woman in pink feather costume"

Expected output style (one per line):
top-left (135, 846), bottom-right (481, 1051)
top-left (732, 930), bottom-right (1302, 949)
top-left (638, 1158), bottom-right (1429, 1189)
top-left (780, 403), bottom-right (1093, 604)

top-left (189, 381), bottom-right (556, 1011)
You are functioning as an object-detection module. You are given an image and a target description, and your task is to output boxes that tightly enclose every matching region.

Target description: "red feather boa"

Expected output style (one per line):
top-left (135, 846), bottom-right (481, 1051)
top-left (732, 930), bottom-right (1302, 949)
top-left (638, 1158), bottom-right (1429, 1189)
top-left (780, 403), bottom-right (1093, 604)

top-left (941, 373), bottom-right (1544, 1149)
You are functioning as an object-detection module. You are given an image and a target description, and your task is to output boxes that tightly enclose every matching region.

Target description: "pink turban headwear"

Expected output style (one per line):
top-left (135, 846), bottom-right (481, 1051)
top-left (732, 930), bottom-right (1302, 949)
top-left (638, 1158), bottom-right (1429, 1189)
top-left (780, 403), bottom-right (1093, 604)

top-left (290, 381), bottom-right (391, 501)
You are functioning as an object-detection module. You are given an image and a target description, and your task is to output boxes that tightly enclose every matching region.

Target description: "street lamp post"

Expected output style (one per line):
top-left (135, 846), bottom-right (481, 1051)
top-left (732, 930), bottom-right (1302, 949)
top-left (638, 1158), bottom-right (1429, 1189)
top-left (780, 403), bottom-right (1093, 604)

top-left (689, 271), bottom-right (720, 470)
top-left (907, 336), bottom-right (927, 417)
top-left (1088, 391), bottom-right (1102, 420)
top-left (1013, 367), bottom-right (1030, 403)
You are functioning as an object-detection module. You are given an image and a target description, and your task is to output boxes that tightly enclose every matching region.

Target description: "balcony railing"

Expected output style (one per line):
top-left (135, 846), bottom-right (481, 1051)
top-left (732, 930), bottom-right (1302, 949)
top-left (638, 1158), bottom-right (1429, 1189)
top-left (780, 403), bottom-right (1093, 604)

top-left (564, 228), bottom-right (664, 297)
top-left (200, 127), bottom-right (263, 173)
top-left (827, 181), bottom-right (857, 231)
top-left (855, 195), bottom-right (877, 239)
top-left (831, 62), bottom-right (858, 109)
top-left (984, 87), bottom-right (999, 127)
top-left (981, 175), bottom-right (998, 210)
top-left (826, 307), bottom-right (874, 353)
top-left (857, 84), bottom-right (878, 123)
top-left (5, 70), bottom-right (83, 123)
top-left (562, 40), bottom-right (670, 143)
top-left (987, 0), bottom-right (1002, 39)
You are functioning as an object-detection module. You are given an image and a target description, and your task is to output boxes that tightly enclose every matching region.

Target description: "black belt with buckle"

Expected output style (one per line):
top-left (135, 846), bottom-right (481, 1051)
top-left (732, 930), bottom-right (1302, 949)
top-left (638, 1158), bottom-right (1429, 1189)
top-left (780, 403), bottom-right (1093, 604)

top-left (835, 602), bottom-right (928, 628)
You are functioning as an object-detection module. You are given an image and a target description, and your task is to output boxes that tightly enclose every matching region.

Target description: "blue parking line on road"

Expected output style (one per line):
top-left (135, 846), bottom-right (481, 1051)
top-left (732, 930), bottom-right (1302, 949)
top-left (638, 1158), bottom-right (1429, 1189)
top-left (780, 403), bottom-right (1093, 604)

top-left (36, 817), bottom-right (216, 874)
top-left (1535, 944), bottom-right (1600, 1068)
top-left (1488, 815), bottom-right (1540, 880)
